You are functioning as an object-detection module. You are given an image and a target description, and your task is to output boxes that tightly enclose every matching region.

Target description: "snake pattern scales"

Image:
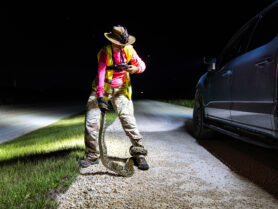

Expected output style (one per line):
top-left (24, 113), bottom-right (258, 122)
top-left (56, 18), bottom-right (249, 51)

top-left (99, 111), bottom-right (147, 177)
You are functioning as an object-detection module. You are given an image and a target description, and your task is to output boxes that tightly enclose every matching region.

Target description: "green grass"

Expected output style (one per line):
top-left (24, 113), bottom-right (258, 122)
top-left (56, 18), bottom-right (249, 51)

top-left (0, 110), bottom-right (117, 209)
top-left (161, 99), bottom-right (195, 108)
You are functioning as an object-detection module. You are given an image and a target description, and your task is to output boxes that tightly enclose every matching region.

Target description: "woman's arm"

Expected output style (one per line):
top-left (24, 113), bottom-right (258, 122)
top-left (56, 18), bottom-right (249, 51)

top-left (96, 50), bottom-right (107, 97)
top-left (126, 49), bottom-right (146, 74)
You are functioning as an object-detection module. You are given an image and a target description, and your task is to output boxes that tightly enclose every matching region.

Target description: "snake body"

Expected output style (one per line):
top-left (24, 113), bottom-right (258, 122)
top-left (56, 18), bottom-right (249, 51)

top-left (98, 112), bottom-right (134, 177)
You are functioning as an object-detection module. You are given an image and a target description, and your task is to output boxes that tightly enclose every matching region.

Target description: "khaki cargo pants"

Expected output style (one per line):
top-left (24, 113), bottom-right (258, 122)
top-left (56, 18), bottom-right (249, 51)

top-left (84, 85), bottom-right (144, 160)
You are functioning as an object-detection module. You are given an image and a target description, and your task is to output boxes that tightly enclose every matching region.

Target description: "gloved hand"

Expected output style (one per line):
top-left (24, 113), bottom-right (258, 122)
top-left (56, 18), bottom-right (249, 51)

top-left (97, 97), bottom-right (110, 113)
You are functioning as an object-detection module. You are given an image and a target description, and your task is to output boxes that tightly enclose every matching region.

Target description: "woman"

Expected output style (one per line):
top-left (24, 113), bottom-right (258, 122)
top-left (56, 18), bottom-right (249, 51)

top-left (80, 25), bottom-right (149, 170)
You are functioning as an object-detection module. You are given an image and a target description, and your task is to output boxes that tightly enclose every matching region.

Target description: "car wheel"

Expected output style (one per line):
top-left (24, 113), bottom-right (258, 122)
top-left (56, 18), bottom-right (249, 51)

top-left (193, 91), bottom-right (212, 139)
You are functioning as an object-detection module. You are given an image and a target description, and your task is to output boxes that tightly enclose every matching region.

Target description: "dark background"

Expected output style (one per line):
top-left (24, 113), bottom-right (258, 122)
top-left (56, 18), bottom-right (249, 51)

top-left (1, 1), bottom-right (275, 104)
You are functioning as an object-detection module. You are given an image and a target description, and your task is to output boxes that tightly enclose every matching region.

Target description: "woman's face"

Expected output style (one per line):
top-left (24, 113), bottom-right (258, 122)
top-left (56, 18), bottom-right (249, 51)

top-left (112, 43), bottom-right (124, 52)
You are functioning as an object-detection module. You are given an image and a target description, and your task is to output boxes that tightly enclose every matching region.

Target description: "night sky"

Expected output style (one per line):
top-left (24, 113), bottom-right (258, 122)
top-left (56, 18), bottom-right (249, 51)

top-left (1, 1), bottom-right (275, 103)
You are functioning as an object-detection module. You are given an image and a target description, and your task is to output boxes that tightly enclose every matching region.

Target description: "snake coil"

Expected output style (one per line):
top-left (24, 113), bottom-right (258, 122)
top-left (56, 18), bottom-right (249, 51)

top-left (98, 112), bottom-right (134, 177)
top-left (99, 112), bottom-right (148, 177)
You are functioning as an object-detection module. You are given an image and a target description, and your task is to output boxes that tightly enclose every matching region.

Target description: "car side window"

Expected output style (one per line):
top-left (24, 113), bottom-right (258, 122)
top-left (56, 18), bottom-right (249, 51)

top-left (248, 5), bottom-right (278, 51)
top-left (219, 19), bottom-right (258, 68)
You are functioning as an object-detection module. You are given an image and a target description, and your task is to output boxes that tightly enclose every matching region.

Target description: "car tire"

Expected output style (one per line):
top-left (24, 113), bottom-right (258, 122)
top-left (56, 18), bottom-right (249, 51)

top-left (193, 91), bottom-right (213, 139)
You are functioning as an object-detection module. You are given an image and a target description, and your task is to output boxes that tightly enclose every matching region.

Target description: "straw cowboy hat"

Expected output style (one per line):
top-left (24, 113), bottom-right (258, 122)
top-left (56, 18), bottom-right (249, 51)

top-left (104, 25), bottom-right (136, 46)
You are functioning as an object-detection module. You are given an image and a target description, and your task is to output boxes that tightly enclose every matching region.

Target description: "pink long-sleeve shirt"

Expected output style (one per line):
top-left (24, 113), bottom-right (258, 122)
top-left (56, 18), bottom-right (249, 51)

top-left (96, 47), bottom-right (146, 97)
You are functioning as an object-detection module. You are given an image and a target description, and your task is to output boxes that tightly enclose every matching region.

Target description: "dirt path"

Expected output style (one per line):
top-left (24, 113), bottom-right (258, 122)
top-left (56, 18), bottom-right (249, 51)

top-left (57, 100), bottom-right (278, 209)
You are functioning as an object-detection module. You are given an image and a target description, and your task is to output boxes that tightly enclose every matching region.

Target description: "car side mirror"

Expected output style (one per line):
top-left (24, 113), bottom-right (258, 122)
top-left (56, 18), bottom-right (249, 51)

top-left (203, 57), bottom-right (216, 72)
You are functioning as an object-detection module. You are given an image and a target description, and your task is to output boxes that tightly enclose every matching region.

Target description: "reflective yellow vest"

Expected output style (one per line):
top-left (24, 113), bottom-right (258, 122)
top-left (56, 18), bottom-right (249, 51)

top-left (92, 45), bottom-right (133, 101)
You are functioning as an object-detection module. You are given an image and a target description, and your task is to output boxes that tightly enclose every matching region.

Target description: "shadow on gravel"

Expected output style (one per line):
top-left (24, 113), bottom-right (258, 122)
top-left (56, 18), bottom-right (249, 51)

top-left (185, 119), bottom-right (278, 199)
top-left (79, 171), bottom-right (122, 177)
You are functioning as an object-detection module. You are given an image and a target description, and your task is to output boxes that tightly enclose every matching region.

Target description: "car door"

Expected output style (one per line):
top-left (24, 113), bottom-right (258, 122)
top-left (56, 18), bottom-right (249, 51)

top-left (205, 19), bottom-right (257, 122)
top-left (230, 4), bottom-right (278, 131)
top-left (206, 63), bottom-right (232, 121)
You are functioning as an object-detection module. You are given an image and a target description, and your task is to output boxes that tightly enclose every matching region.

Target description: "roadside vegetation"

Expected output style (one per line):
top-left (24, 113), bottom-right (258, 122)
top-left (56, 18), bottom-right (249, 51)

top-left (161, 99), bottom-right (195, 108)
top-left (0, 110), bottom-right (117, 209)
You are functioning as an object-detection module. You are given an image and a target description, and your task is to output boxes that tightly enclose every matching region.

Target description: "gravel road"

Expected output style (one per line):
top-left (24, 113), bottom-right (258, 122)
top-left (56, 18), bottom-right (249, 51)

top-left (57, 100), bottom-right (278, 209)
top-left (0, 102), bottom-right (85, 144)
